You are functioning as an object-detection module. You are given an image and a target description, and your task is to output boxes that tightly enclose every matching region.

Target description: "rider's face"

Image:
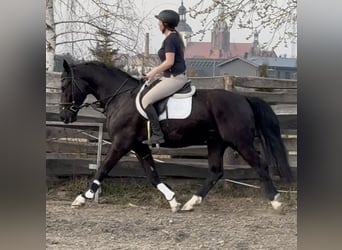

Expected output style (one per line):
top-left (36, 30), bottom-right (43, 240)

top-left (158, 20), bottom-right (165, 33)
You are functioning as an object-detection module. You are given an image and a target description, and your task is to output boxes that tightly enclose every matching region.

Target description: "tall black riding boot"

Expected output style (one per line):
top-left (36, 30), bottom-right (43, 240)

top-left (143, 104), bottom-right (165, 144)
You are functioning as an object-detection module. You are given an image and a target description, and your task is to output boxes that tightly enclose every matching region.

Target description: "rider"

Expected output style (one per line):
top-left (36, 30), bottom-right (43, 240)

top-left (142, 9), bottom-right (188, 145)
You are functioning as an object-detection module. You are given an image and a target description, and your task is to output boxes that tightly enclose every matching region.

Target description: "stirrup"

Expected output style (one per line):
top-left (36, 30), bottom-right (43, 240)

top-left (142, 137), bottom-right (165, 145)
top-left (142, 133), bottom-right (165, 147)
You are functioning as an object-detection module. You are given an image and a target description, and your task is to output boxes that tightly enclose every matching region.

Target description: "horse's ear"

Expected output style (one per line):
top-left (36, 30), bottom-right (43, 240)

top-left (63, 59), bottom-right (71, 74)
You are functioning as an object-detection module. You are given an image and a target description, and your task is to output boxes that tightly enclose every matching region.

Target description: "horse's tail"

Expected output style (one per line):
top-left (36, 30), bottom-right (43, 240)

top-left (246, 96), bottom-right (293, 183)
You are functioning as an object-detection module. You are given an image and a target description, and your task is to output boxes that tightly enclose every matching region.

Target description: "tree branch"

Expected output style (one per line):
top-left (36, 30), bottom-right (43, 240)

top-left (55, 20), bottom-right (107, 32)
top-left (56, 38), bottom-right (106, 46)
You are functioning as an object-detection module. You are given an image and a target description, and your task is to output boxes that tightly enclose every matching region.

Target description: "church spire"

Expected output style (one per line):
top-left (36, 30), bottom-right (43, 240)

top-left (176, 1), bottom-right (193, 47)
top-left (211, 6), bottom-right (230, 54)
top-left (251, 30), bottom-right (260, 56)
top-left (178, 0), bottom-right (186, 22)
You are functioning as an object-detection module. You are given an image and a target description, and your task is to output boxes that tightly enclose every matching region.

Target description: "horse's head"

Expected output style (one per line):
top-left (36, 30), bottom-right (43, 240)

top-left (60, 60), bottom-right (89, 123)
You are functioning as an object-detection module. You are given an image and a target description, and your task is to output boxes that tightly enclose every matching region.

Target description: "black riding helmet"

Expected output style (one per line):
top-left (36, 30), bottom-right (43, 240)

top-left (155, 10), bottom-right (180, 28)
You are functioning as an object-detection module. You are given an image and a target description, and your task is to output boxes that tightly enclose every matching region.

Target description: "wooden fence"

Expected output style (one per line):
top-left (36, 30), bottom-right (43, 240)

top-left (46, 72), bottom-right (297, 180)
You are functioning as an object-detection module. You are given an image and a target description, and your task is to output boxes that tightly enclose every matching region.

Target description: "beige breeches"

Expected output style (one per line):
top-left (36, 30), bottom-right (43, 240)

top-left (141, 74), bottom-right (188, 109)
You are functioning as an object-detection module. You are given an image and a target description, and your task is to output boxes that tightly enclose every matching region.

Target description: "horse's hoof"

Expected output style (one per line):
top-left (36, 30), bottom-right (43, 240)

top-left (181, 195), bottom-right (202, 211)
top-left (71, 194), bottom-right (86, 208)
top-left (270, 193), bottom-right (283, 211)
top-left (171, 203), bottom-right (181, 213)
top-left (169, 197), bottom-right (181, 213)
top-left (270, 200), bottom-right (283, 210)
top-left (181, 204), bottom-right (194, 211)
top-left (71, 204), bottom-right (84, 209)
top-left (181, 202), bottom-right (196, 211)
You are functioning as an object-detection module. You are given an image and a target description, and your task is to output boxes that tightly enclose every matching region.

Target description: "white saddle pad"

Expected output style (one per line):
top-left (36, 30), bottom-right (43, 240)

top-left (135, 84), bottom-right (196, 121)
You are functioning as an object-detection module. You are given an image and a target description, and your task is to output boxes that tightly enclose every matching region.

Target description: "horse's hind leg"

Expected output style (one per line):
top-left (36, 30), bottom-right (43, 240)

top-left (182, 139), bottom-right (225, 211)
top-left (133, 143), bottom-right (181, 213)
top-left (236, 145), bottom-right (282, 210)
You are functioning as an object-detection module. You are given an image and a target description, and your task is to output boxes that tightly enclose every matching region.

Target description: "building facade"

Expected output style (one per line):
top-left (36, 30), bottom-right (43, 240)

top-left (218, 56), bottom-right (297, 79)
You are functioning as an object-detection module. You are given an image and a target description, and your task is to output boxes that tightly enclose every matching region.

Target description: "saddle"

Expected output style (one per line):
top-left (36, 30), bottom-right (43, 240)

top-left (139, 79), bottom-right (195, 116)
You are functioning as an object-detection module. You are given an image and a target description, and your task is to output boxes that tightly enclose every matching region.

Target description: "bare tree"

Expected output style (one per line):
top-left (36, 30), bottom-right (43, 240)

top-left (188, 0), bottom-right (297, 50)
top-left (46, 0), bottom-right (149, 70)
top-left (46, 0), bottom-right (56, 71)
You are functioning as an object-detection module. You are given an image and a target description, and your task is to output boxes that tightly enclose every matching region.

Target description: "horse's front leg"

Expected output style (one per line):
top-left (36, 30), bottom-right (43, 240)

top-left (133, 144), bottom-right (181, 213)
top-left (71, 142), bottom-right (129, 208)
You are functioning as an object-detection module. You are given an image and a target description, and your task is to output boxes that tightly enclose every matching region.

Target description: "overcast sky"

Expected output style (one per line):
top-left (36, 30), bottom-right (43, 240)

top-left (134, 0), bottom-right (297, 58)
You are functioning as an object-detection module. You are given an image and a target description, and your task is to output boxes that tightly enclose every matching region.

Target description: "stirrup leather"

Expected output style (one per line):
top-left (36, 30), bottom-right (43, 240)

top-left (143, 120), bottom-right (165, 145)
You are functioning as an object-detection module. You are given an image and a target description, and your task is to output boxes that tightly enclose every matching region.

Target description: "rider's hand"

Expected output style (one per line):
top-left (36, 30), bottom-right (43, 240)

top-left (140, 74), bottom-right (149, 86)
top-left (146, 68), bottom-right (158, 81)
top-left (141, 75), bottom-right (151, 86)
top-left (145, 74), bottom-right (154, 86)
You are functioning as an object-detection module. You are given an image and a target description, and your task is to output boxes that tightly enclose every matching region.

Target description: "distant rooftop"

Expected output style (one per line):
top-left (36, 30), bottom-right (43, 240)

top-left (185, 42), bottom-right (253, 59)
top-left (248, 56), bottom-right (297, 68)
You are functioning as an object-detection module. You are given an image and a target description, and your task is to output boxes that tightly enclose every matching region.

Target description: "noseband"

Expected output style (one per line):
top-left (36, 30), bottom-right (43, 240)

top-left (60, 70), bottom-right (88, 113)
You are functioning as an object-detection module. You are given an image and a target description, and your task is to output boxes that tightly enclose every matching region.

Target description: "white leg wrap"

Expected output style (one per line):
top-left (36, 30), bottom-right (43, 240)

top-left (93, 180), bottom-right (100, 186)
top-left (270, 193), bottom-right (282, 210)
top-left (181, 195), bottom-right (202, 211)
top-left (84, 190), bottom-right (95, 199)
top-left (157, 183), bottom-right (175, 201)
top-left (169, 197), bottom-right (181, 213)
top-left (71, 194), bottom-right (86, 208)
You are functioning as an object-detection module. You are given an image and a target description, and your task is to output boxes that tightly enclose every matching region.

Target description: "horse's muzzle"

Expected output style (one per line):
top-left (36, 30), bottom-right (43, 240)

top-left (60, 109), bottom-right (77, 124)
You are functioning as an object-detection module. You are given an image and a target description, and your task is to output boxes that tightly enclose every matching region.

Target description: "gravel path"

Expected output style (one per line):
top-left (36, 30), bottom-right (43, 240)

top-left (46, 193), bottom-right (297, 250)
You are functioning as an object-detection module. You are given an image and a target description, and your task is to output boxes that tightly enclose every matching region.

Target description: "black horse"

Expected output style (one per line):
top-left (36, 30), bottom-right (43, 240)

top-left (60, 60), bottom-right (292, 212)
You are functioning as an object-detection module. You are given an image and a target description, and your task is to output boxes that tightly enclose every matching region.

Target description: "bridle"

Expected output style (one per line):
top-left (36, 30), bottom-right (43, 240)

top-left (60, 68), bottom-right (134, 114)
top-left (60, 76), bottom-right (87, 113)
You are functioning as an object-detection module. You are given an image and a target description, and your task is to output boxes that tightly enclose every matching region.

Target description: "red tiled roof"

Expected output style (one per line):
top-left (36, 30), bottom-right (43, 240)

top-left (185, 42), bottom-right (253, 59)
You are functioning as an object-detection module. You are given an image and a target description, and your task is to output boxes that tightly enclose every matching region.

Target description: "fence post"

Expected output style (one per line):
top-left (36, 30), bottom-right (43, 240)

top-left (46, 121), bottom-right (104, 202)
top-left (224, 75), bottom-right (234, 91)
top-left (94, 123), bottom-right (103, 203)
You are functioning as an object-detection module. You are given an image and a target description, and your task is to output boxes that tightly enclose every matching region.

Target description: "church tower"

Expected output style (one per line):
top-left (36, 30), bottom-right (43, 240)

top-left (211, 7), bottom-right (230, 57)
top-left (176, 0), bottom-right (193, 47)
top-left (250, 30), bottom-right (261, 56)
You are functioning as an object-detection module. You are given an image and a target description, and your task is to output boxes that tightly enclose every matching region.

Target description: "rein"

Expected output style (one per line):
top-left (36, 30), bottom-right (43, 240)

top-left (61, 73), bottom-right (136, 115)
top-left (103, 78), bottom-right (129, 112)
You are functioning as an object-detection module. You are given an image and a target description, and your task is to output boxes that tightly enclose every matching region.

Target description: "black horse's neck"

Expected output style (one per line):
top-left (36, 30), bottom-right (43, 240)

top-left (76, 62), bottom-right (141, 107)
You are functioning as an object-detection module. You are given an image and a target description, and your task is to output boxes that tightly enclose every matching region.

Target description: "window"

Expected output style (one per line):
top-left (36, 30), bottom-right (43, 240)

top-left (267, 68), bottom-right (275, 78)
top-left (285, 72), bottom-right (291, 79)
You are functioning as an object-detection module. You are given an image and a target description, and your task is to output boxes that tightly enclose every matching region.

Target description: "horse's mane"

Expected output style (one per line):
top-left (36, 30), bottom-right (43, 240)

top-left (80, 61), bottom-right (138, 81)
